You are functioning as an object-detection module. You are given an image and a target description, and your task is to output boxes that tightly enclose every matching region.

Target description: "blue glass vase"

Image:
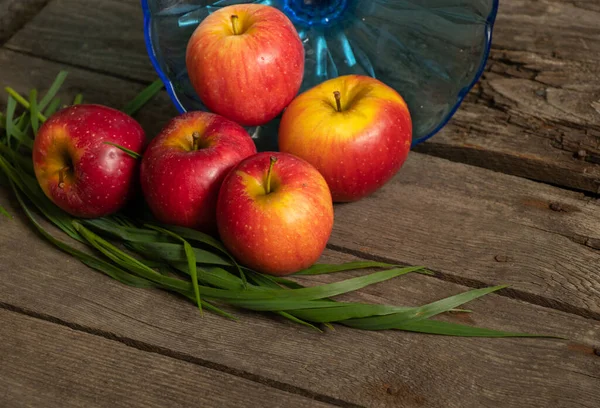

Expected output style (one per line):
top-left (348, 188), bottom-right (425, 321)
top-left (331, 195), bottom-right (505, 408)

top-left (142, 0), bottom-right (497, 149)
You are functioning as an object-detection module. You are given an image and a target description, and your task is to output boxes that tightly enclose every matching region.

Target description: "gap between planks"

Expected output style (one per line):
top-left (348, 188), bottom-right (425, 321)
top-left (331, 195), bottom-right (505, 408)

top-left (326, 243), bottom-right (600, 322)
top-left (0, 301), bottom-right (362, 408)
top-left (0, 0), bottom-right (52, 46)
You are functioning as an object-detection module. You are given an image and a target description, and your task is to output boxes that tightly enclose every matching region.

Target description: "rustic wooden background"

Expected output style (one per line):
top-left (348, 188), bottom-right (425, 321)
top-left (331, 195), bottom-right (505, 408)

top-left (1, 1), bottom-right (599, 407)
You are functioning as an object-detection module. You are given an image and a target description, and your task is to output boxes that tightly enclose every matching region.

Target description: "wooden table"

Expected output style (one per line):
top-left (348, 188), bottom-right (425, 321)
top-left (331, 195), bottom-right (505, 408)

top-left (1, 1), bottom-right (599, 407)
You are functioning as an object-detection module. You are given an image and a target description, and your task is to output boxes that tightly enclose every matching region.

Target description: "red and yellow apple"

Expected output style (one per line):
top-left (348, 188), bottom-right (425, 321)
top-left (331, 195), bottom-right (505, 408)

top-left (186, 4), bottom-right (304, 126)
top-left (140, 111), bottom-right (256, 232)
top-left (278, 75), bottom-right (412, 202)
top-left (216, 152), bottom-right (333, 276)
top-left (32, 104), bottom-right (145, 218)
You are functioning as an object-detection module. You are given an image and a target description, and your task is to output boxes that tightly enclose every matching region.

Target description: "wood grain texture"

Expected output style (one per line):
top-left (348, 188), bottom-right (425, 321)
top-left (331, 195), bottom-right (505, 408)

top-left (1, 191), bottom-right (599, 408)
top-left (9, 0), bottom-right (600, 192)
top-left (0, 0), bottom-right (50, 45)
top-left (0, 309), bottom-right (333, 408)
top-left (5, 0), bottom-right (155, 82)
top-left (329, 153), bottom-right (600, 319)
top-left (414, 0), bottom-right (600, 193)
top-left (1, 47), bottom-right (599, 325)
top-left (0, 49), bottom-right (178, 138)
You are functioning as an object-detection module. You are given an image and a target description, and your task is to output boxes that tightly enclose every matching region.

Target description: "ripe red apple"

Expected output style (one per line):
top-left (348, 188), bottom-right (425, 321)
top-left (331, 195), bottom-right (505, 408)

top-left (278, 75), bottom-right (412, 202)
top-left (216, 152), bottom-right (334, 276)
top-left (186, 4), bottom-right (304, 126)
top-left (33, 104), bottom-right (145, 218)
top-left (140, 111), bottom-right (256, 232)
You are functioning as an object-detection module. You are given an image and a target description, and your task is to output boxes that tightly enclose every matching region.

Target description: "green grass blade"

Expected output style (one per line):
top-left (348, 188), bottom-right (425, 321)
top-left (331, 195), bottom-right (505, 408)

top-left (200, 300), bottom-right (237, 320)
top-left (73, 221), bottom-right (193, 293)
top-left (29, 89), bottom-right (39, 134)
top-left (5, 87), bottom-right (47, 122)
top-left (127, 241), bottom-right (231, 266)
top-left (11, 183), bottom-right (156, 288)
top-left (122, 79), bottom-right (163, 116)
top-left (43, 97), bottom-right (62, 117)
top-left (5, 96), bottom-right (16, 147)
top-left (146, 225), bottom-right (202, 314)
top-left (294, 261), bottom-right (395, 275)
top-left (172, 264), bottom-right (245, 291)
top-left (184, 240), bottom-right (202, 314)
top-left (278, 311), bottom-right (322, 332)
top-left (73, 94), bottom-right (83, 105)
top-left (104, 142), bottom-right (142, 159)
top-left (1, 157), bottom-right (79, 240)
top-left (344, 319), bottom-right (558, 338)
top-left (82, 218), bottom-right (170, 243)
top-left (38, 71), bottom-right (68, 111)
top-left (155, 223), bottom-right (248, 287)
top-left (0, 204), bottom-right (11, 218)
top-left (339, 286), bottom-right (510, 330)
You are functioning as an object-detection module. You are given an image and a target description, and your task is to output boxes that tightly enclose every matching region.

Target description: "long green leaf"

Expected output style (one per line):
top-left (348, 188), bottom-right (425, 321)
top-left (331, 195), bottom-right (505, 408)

top-left (344, 319), bottom-right (556, 338)
top-left (43, 97), bottom-right (62, 117)
top-left (294, 261), bottom-right (395, 275)
top-left (127, 241), bottom-right (231, 266)
top-left (29, 89), bottom-right (39, 134)
top-left (11, 183), bottom-right (156, 288)
top-left (5, 87), bottom-right (47, 123)
top-left (104, 142), bottom-right (142, 159)
top-left (146, 225), bottom-right (202, 314)
top-left (156, 223), bottom-right (248, 287)
top-left (0, 204), bottom-right (11, 218)
top-left (339, 286), bottom-right (508, 330)
top-left (5, 96), bottom-right (16, 147)
top-left (38, 71), bottom-right (68, 111)
top-left (122, 79), bottom-right (164, 116)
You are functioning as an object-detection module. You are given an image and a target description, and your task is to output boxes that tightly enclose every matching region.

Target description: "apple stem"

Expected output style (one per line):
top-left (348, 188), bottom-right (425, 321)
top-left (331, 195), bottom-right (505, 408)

top-left (333, 91), bottom-right (342, 112)
top-left (231, 15), bottom-right (241, 35)
top-left (192, 131), bottom-right (201, 151)
top-left (58, 166), bottom-right (69, 189)
top-left (265, 156), bottom-right (277, 195)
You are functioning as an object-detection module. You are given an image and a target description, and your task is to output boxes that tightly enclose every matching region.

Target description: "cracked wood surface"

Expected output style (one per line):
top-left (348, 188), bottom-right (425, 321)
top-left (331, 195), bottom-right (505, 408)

top-left (5, 0), bottom-right (600, 192)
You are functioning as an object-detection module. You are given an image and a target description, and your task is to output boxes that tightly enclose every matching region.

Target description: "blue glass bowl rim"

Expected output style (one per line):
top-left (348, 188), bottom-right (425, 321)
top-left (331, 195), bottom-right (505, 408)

top-left (140, 0), bottom-right (499, 147)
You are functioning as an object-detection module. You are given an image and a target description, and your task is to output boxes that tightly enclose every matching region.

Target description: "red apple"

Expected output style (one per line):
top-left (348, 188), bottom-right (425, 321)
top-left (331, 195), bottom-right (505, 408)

top-left (216, 152), bottom-right (334, 276)
top-left (140, 111), bottom-right (256, 232)
top-left (186, 4), bottom-right (304, 126)
top-left (33, 104), bottom-right (145, 218)
top-left (278, 75), bottom-right (412, 202)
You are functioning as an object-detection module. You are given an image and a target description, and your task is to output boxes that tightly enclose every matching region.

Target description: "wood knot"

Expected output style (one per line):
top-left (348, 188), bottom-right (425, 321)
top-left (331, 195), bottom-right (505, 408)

top-left (595, 348), bottom-right (600, 357)
top-left (549, 202), bottom-right (565, 212)
top-left (494, 255), bottom-right (509, 263)
top-left (576, 149), bottom-right (588, 159)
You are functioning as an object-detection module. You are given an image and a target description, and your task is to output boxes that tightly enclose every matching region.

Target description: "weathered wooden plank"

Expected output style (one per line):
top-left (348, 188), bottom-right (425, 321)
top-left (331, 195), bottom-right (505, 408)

top-left (329, 152), bottom-right (600, 319)
top-left (1, 190), bottom-right (599, 408)
top-left (0, 309), bottom-right (333, 408)
top-left (0, 49), bottom-right (178, 138)
top-left (1, 47), bottom-right (599, 328)
top-left (416, 48), bottom-right (600, 194)
top-left (414, 0), bottom-right (600, 192)
top-left (0, 0), bottom-right (50, 45)
top-left (5, 0), bottom-right (155, 82)
top-left (7, 0), bottom-right (600, 193)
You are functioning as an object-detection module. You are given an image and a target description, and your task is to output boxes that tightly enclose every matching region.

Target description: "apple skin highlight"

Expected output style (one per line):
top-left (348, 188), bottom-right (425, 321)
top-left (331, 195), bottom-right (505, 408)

top-left (33, 104), bottom-right (146, 218)
top-left (140, 111), bottom-right (256, 233)
top-left (279, 75), bottom-right (412, 202)
top-left (186, 4), bottom-right (305, 127)
top-left (217, 152), bottom-right (334, 276)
